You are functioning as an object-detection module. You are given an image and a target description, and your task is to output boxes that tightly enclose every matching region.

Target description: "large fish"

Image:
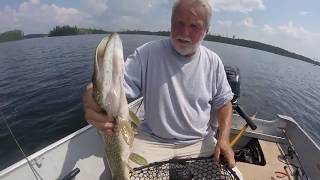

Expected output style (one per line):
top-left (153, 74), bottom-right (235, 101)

top-left (92, 33), bottom-right (146, 180)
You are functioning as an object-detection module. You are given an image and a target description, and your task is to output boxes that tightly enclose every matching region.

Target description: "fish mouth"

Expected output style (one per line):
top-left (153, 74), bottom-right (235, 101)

top-left (94, 33), bottom-right (120, 80)
top-left (92, 33), bottom-right (116, 106)
top-left (95, 33), bottom-right (117, 67)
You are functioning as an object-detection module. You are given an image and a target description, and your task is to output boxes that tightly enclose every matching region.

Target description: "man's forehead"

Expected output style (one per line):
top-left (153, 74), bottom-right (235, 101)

top-left (175, 3), bottom-right (207, 18)
top-left (189, 6), bottom-right (206, 18)
top-left (173, 6), bottom-right (206, 24)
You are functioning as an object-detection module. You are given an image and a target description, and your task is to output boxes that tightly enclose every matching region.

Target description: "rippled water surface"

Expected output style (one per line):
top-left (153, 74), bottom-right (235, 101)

top-left (0, 34), bottom-right (319, 170)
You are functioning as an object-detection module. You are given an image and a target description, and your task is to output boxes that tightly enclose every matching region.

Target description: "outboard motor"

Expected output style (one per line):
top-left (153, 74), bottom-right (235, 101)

top-left (225, 66), bottom-right (240, 104)
top-left (225, 65), bottom-right (257, 131)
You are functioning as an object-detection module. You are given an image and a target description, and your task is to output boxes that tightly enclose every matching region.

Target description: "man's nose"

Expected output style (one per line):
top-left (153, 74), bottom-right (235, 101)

top-left (181, 25), bottom-right (190, 36)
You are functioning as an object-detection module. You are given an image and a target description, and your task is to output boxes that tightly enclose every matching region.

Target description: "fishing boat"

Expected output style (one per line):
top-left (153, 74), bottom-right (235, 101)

top-left (1, 67), bottom-right (319, 180)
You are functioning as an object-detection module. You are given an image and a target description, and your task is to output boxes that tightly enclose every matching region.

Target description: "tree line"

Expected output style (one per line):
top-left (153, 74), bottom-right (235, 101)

top-left (204, 34), bottom-right (317, 65)
top-left (1, 27), bottom-right (319, 66)
top-left (0, 30), bottom-right (24, 43)
top-left (48, 25), bottom-right (109, 37)
top-left (119, 30), bottom-right (319, 66)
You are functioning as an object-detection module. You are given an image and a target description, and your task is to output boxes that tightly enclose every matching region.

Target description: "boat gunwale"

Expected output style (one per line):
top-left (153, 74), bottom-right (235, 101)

top-left (0, 125), bottom-right (93, 176)
top-left (0, 97), bottom-right (144, 177)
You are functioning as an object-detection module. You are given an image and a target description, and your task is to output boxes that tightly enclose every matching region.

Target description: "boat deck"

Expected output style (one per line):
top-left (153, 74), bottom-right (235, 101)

top-left (237, 140), bottom-right (295, 180)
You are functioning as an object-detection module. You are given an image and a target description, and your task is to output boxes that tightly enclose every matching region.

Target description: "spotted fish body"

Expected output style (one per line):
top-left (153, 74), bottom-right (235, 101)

top-left (92, 33), bottom-right (136, 180)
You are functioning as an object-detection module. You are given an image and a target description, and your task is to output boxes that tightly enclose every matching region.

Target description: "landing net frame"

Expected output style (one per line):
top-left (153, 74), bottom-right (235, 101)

top-left (130, 155), bottom-right (239, 180)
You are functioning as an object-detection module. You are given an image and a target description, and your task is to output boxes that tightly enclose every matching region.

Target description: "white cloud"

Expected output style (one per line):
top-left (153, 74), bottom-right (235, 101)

top-left (86, 0), bottom-right (108, 15)
top-left (40, 4), bottom-right (92, 25)
top-left (0, 0), bottom-right (172, 34)
top-left (143, 0), bottom-right (170, 8)
top-left (0, 6), bottom-right (20, 32)
top-left (94, 0), bottom-right (171, 31)
top-left (210, 0), bottom-right (265, 13)
top-left (278, 21), bottom-right (308, 39)
top-left (262, 24), bottom-right (276, 35)
top-left (28, 0), bottom-right (40, 5)
top-left (299, 11), bottom-right (311, 16)
top-left (217, 20), bottom-right (233, 27)
top-left (0, 0), bottom-right (94, 34)
top-left (239, 17), bottom-right (256, 28)
top-left (106, 0), bottom-right (170, 16)
top-left (275, 21), bottom-right (320, 58)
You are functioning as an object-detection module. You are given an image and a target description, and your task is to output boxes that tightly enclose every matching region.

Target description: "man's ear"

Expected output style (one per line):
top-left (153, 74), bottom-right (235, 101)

top-left (203, 29), bottom-right (209, 39)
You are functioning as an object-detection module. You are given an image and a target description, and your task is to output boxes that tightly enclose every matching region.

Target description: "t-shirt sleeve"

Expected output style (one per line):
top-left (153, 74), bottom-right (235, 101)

top-left (124, 49), bottom-right (142, 99)
top-left (211, 56), bottom-right (234, 110)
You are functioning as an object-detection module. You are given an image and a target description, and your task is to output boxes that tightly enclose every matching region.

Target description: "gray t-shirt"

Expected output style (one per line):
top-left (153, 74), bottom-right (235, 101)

top-left (124, 38), bottom-right (233, 143)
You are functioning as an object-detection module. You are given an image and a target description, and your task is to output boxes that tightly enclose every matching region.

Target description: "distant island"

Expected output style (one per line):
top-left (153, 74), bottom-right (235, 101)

top-left (48, 25), bottom-right (108, 36)
top-left (0, 25), bottom-right (319, 66)
top-left (120, 30), bottom-right (320, 66)
top-left (24, 34), bottom-right (47, 39)
top-left (0, 30), bottom-right (24, 43)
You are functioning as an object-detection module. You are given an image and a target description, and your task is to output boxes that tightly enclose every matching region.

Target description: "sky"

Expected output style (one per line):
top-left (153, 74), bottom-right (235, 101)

top-left (0, 0), bottom-right (319, 60)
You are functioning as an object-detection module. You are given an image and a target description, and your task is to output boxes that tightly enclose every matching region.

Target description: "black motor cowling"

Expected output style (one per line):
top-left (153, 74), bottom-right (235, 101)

top-left (225, 66), bottom-right (240, 104)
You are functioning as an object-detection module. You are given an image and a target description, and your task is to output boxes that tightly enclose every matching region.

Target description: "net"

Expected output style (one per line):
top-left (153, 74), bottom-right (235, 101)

top-left (130, 156), bottom-right (239, 180)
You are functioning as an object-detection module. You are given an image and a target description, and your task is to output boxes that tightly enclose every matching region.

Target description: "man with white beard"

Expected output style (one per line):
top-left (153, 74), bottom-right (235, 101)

top-left (83, 0), bottom-right (243, 178)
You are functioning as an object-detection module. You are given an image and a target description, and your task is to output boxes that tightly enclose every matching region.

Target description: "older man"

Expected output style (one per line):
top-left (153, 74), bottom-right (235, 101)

top-left (84, 0), bottom-right (242, 177)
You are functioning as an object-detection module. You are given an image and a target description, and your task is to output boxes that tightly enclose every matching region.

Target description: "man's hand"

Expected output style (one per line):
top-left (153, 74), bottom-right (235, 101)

top-left (83, 83), bottom-right (115, 135)
top-left (214, 102), bottom-right (235, 168)
top-left (214, 139), bottom-right (236, 168)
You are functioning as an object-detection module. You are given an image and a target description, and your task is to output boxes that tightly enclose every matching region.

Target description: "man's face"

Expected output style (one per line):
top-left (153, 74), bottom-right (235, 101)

top-left (171, 4), bottom-right (208, 56)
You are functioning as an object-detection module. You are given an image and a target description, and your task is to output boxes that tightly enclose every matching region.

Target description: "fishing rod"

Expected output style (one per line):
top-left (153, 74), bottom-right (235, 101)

top-left (0, 112), bottom-right (43, 180)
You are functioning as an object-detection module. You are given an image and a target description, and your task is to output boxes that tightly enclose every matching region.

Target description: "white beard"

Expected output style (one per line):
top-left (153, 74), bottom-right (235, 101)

top-left (170, 33), bottom-right (205, 56)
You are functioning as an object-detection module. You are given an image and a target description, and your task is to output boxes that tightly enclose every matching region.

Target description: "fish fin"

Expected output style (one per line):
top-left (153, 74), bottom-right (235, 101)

top-left (119, 119), bottom-right (135, 145)
top-left (129, 110), bottom-right (141, 129)
top-left (126, 161), bottom-right (139, 177)
top-left (129, 153), bottom-right (148, 166)
top-left (124, 161), bottom-right (134, 172)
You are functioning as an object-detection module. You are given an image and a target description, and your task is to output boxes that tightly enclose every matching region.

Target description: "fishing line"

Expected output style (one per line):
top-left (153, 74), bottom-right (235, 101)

top-left (0, 112), bottom-right (43, 180)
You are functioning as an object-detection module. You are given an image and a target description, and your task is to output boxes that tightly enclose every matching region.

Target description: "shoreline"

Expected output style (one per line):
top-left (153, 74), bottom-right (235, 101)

top-left (1, 31), bottom-right (319, 66)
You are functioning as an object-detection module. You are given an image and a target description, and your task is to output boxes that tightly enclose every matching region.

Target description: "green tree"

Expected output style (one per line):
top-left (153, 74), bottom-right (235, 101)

top-left (0, 30), bottom-right (24, 43)
top-left (48, 25), bottom-right (79, 37)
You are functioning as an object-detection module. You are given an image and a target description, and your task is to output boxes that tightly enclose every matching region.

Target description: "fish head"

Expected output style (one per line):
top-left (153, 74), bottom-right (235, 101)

top-left (92, 33), bottom-right (124, 113)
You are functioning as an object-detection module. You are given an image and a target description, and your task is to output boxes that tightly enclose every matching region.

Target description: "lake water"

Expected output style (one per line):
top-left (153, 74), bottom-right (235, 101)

top-left (0, 34), bottom-right (319, 170)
